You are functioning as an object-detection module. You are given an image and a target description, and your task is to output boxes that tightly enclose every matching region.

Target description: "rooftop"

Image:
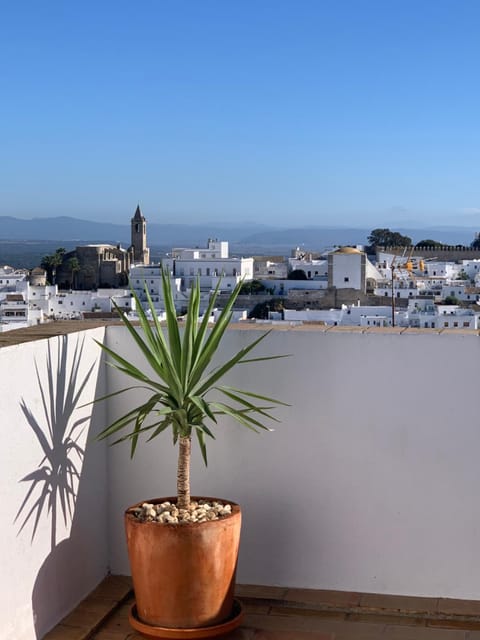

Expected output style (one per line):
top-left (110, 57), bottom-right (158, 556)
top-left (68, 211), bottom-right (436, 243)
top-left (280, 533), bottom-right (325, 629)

top-left (2, 321), bottom-right (480, 639)
top-left (45, 575), bottom-right (480, 640)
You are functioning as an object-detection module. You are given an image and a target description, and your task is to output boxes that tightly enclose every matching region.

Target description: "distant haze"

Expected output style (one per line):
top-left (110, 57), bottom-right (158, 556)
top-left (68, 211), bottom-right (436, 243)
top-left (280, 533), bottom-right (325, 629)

top-left (1, 216), bottom-right (478, 250)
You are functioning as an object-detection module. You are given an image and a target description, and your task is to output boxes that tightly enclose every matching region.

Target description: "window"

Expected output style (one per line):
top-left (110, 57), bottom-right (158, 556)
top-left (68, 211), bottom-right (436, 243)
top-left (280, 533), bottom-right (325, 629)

top-left (444, 321), bottom-right (449, 327)
top-left (453, 322), bottom-right (458, 327)
top-left (463, 321), bottom-right (470, 327)
top-left (206, 268), bottom-right (210, 276)
top-left (344, 277), bottom-right (349, 282)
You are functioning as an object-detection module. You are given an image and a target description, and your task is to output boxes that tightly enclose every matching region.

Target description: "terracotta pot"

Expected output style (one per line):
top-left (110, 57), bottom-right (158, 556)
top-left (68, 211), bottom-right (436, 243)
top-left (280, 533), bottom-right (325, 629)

top-left (125, 497), bottom-right (241, 629)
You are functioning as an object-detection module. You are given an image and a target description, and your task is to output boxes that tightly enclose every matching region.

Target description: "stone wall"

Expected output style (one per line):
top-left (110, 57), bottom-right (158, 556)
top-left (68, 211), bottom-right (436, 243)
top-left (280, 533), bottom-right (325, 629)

top-left (378, 245), bottom-right (480, 261)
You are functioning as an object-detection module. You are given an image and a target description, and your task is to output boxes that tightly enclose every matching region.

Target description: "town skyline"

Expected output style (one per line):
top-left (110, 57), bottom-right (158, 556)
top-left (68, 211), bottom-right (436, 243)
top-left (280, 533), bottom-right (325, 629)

top-left (3, 1), bottom-right (480, 228)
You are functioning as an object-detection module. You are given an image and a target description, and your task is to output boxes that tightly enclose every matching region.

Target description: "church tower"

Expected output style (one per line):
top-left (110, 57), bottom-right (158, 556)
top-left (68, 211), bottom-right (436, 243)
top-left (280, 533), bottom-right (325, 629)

top-left (130, 204), bottom-right (150, 265)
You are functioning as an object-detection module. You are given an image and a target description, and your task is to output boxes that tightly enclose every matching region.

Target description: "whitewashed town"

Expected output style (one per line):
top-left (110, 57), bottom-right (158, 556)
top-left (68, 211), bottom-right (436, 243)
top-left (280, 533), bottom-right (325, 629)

top-left (1, 206), bottom-right (480, 333)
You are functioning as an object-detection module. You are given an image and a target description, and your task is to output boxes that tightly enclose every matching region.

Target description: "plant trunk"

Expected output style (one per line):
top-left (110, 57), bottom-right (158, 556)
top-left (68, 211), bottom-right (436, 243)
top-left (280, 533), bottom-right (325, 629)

top-left (177, 435), bottom-right (191, 510)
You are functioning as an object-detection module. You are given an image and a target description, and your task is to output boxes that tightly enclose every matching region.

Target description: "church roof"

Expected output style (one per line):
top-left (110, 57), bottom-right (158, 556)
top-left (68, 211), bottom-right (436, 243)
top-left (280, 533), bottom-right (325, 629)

top-left (133, 205), bottom-right (143, 220)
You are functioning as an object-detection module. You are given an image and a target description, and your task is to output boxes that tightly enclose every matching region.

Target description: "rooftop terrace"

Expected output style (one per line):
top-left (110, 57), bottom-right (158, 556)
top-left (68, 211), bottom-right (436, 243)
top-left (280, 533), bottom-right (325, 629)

top-left (2, 321), bottom-right (480, 639)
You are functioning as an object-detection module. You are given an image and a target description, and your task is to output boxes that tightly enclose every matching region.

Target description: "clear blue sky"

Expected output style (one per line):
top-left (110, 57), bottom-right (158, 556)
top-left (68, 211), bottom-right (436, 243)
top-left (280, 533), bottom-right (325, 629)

top-left (2, 0), bottom-right (480, 228)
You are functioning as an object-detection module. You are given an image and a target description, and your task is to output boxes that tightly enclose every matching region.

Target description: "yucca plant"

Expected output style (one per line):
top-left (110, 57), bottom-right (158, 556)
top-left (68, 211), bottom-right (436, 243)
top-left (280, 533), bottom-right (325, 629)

top-left (95, 268), bottom-right (287, 511)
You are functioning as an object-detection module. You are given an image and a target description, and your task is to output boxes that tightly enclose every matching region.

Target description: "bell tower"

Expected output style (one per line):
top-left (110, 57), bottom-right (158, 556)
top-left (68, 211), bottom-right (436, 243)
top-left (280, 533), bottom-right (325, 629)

top-left (130, 204), bottom-right (150, 265)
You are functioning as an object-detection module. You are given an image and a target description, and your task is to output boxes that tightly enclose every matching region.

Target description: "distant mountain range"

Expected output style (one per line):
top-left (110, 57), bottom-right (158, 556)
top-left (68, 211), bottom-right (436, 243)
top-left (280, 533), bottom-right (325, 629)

top-left (0, 216), bottom-right (478, 252)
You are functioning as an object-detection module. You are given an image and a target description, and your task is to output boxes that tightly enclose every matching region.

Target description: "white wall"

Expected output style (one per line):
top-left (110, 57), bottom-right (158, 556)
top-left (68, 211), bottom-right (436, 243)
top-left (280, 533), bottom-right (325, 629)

top-left (331, 253), bottom-right (362, 289)
top-left (4, 322), bottom-right (480, 640)
top-left (105, 325), bottom-right (480, 600)
top-left (0, 328), bottom-right (109, 640)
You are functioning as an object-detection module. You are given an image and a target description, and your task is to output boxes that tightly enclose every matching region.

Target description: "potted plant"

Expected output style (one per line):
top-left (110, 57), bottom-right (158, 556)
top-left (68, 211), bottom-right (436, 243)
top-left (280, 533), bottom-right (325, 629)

top-left (94, 269), bottom-right (287, 638)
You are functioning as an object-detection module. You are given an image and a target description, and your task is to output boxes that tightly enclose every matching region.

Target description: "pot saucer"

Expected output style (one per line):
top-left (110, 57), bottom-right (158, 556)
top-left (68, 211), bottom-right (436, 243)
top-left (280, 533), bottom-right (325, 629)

top-left (129, 599), bottom-right (244, 639)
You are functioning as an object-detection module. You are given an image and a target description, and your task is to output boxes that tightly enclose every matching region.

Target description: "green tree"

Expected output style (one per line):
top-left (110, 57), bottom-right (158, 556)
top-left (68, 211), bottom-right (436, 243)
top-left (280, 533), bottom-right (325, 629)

top-left (443, 296), bottom-right (459, 305)
top-left (249, 298), bottom-right (284, 319)
top-left (239, 280), bottom-right (266, 294)
top-left (367, 228), bottom-right (412, 248)
top-left (415, 239), bottom-right (444, 248)
top-left (471, 236), bottom-right (480, 250)
top-left (68, 256), bottom-right (81, 289)
top-left (40, 248), bottom-right (66, 285)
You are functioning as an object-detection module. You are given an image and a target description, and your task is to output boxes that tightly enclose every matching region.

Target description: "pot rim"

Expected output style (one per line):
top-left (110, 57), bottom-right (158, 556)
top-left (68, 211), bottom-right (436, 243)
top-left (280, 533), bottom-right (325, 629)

top-left (125, 496), bottom-right (241, 526)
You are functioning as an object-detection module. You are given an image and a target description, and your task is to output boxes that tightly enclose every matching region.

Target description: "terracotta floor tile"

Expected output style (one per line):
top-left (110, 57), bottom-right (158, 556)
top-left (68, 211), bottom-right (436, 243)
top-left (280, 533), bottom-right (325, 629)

top-left (284, 588), bottom-right (361, 608)
top-left (42, 624), bottom-right (90, 640)
top-left (323, 619), bottom-right (387, 640)
top-left (346, 612), bottom-right (426, 626)
top-left (383, 626), bottom-right (466, 639)
top-left (100, 611), bottom-right (134, 634)
top-left (89, 575), bottom-right (133, 602)
top-left (427, 620), bottom-right (480, 631)
top-left (269, 606), bottom-right (346, 620)
top-left (360, 593), bottom-right (437, 614)
top-left (223, 628), bottom-right (256, 639)
top-left (243, 603), bottom-right (272, 614)
top-left (60, 598), bottom-right (117, 629)
top-left (91, 630), bottom-right (131, 639)
top-left (438, 600), bottom-right (480, 617)
top-left (236, 584), bottom-right (289, 600)
top-left (252, 631), bottom-right (334, 639)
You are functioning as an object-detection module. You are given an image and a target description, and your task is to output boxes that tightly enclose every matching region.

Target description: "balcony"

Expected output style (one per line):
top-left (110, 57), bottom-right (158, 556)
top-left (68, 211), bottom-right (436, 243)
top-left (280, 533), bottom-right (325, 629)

top-left (2, 321), bottom-right (480, 639)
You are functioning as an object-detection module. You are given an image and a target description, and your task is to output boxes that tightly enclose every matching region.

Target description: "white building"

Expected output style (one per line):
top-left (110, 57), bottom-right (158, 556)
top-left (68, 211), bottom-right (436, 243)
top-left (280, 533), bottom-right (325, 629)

top-left (327, 247), bottom-right (384, 293)
top-left (288, 257), bottom-right (328, 279)
top-left (0, 278), bottom-right (135, 330)
top-left (0, 266), bottom-right (28, 290)
top-left (441, 284), bottom-right (480, 304)
top-left (168, 239), bottom-right (253, 292)
top-left (283, 304), bottom-right (396, 326)
top-left (254, 257), bottom-right (288, 280)
top-left (136, 239), bottom-right (253, 297)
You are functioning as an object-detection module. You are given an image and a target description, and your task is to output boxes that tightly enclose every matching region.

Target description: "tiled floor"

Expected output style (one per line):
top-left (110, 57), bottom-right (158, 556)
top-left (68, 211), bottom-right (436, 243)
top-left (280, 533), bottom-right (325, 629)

top-left (44, 575), bottom-right (480, 640)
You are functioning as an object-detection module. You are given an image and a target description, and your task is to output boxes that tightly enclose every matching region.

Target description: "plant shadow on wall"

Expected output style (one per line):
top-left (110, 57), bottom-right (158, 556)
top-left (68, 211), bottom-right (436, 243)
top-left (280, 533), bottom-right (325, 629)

top-left (14, 335), bottom-right (98, 638)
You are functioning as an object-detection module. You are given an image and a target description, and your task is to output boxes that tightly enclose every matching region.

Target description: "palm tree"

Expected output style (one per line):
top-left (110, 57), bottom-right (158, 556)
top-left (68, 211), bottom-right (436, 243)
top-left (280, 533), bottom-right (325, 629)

top-left (68, 256), bottom-right (81, 289)
top-left (40, 248), bottom-right (66, 285)
top-left (95, 270), bottom-right (288, 511)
